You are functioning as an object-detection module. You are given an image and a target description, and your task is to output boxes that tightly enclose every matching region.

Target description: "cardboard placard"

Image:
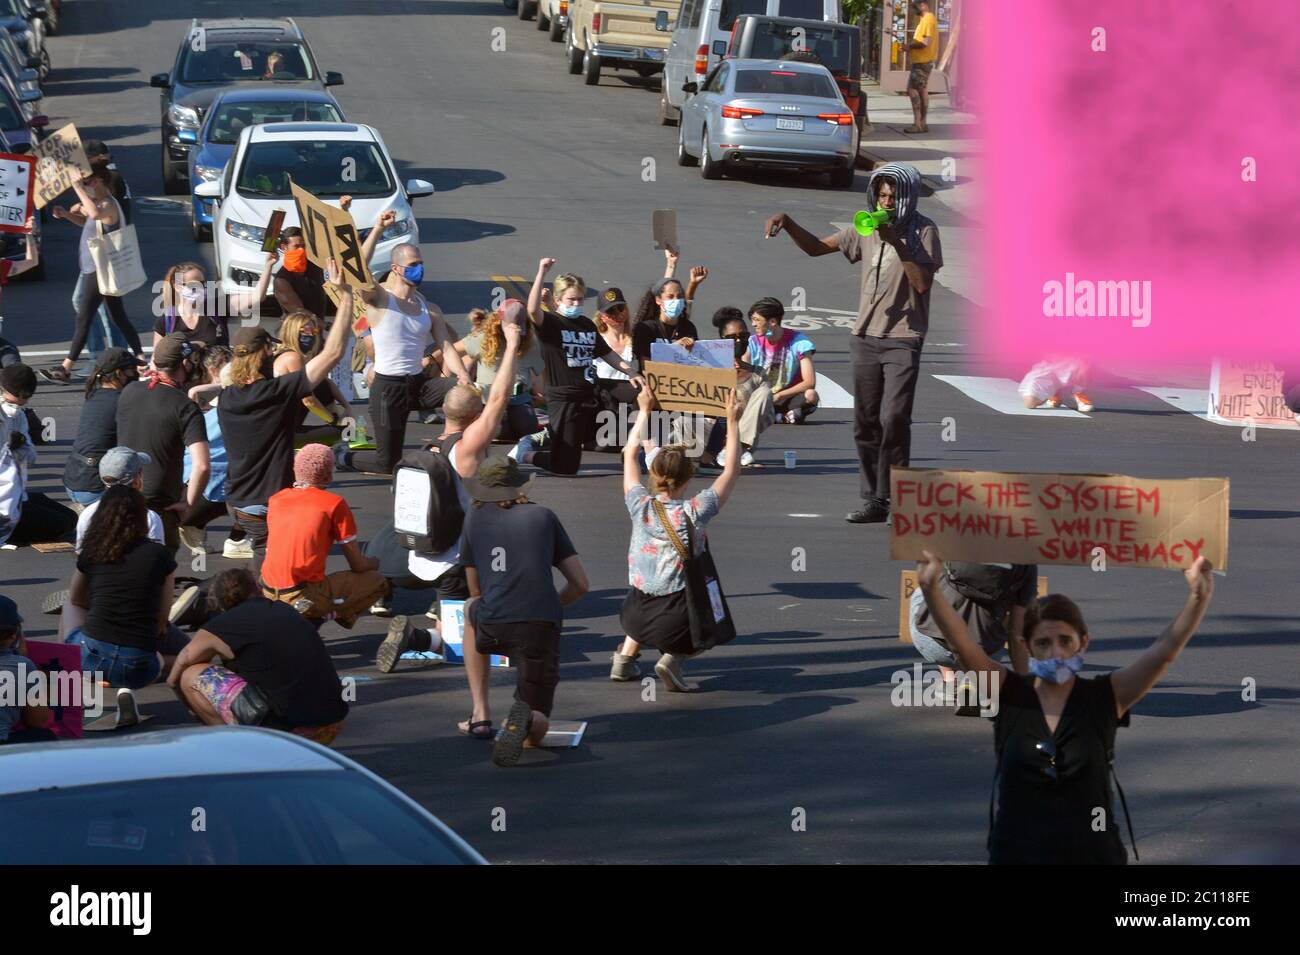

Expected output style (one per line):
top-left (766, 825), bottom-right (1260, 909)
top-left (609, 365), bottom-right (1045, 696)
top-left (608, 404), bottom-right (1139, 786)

top-left (1207, 359), bottom-right (1298, 427)
top-left (643, 359), bottom-right (735, 415)
top-left (288, 178), bottom-right (374, 289)
top-left (0, 152), bottom-right (33, 233)
top-left (899, 569), bottom-right (1047, 643)
top-left (21, 641), bottom-right (85, 739)
top-left (32, 123), bottom-right (92, 210)
top-left (324, 280), bottom-right (369, 327)
top-left (652, 209), bottom-right (677, 251)
top-left (651, 338), bottom-right (734, 369)
top-left (437, 600), bottom-right (509, 668)
top-left (889, 468), bottom-right (1229, 570)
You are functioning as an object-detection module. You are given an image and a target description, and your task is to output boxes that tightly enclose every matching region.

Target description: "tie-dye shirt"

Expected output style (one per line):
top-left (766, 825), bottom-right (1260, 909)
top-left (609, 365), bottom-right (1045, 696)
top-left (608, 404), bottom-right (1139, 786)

top-left (747, 328), bottom-right (816, 391)
top-left (625, 484), bottom-right (720, 595)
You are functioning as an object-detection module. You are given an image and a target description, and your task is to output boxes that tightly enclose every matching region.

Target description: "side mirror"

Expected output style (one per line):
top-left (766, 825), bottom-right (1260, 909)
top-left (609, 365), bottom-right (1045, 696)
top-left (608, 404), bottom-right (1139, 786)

top-left (405, 178), bottom-right (435, 199)
top-left (194, 180), bottom-right (222, 198)
top-left (177, 128), bottom-right (198, 144)
top-left (18, 88), bottom-right (41, 104)
top-left (654, 10), bottom-right (668, 31)
top-left (682, 81), bottom-right (698, 94)
top-left (325, 71), bottom-right (344, 87)
top-left (711, 40), bottom-right (727, 56)
top-left (150, 72), bottom-right (170, 89)
top-left (27, 115), bottom-right (48, 129)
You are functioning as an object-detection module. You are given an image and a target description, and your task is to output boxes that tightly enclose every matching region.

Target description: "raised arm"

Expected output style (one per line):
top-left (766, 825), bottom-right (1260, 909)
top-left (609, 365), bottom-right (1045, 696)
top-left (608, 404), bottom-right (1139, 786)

top-left (876, 222), bottom-right (934, 295)
top-left (361, 209), bottom-right (396, 267)
top-left (623, 385), bottom-right (655, 493)
top-left (685, 265), bottom-right (708, 303)
top-left (527, 257), bottom-right (555, 328)
top-left (8, 217), bottom-right (39, 277)
top-left (1110, 557), bottom-right (1215, 717)
top-left (228, 250), bottom-right (279, 316)
top-left (663, 244), bottom-right (679, 279)
top-left (304, 260), bottom-right (353, 388)
top-left (763, 212), bottom-right (841, 257)
top-left (917, 550), bottom-right (1006, 677)
top-left (708, 390), bottom-right (742, 506)
top-left (456, 320), bottom-right (521, 469)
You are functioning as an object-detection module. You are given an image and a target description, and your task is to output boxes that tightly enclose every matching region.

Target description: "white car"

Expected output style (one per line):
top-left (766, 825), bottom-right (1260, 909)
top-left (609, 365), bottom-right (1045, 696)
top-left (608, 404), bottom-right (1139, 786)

top-left (195, 121), bottom-right (433, 295)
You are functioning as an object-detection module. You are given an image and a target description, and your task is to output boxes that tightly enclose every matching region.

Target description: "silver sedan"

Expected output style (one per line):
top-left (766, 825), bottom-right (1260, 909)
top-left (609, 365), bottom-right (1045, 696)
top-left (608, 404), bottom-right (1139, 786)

top-left (677, 58), bottom-right (858, 188)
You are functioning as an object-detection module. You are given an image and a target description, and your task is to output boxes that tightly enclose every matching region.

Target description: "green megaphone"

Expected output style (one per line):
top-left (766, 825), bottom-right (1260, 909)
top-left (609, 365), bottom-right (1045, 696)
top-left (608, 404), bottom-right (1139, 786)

top-left (853, 208), bottom-right (893, 236)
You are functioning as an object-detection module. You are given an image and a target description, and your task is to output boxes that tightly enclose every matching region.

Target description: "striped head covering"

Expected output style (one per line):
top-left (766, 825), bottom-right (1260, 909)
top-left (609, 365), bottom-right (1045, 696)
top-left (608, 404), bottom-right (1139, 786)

top-left (867, 162), bottom-right (925, 254)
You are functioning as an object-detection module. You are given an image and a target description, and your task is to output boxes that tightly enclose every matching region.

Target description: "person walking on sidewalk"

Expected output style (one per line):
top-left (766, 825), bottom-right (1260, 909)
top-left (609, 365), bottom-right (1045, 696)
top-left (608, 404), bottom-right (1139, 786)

top-left (763, 162), bottom-right (942, 524)
top-left (904, 1), bottom-right (940, 134)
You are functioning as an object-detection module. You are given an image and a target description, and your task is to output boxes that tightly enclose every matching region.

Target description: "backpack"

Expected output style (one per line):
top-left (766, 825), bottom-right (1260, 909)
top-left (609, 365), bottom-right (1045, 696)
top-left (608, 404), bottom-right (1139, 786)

top-left (392, 433), bottom-right (464, 554)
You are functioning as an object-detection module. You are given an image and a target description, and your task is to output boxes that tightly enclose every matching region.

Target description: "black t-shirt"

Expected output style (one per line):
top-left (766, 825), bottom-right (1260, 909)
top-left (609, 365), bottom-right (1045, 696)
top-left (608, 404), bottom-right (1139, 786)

top-left (116, 380), bottom-right (208, 509)
top-left (632, 316), bottom-right (700, 364)
top-left (218, 370), bottom-right (314, 508)
top-left (153, 311), bottom-right (230, 348)
top-left (204, 598), bottom-right (348, 729)
top-left (77, 539), bottom-right (176, 651)
top-left (459, 501), bottom-right (577, 628)
top-left (913, 562), bottom-right (1038, 655)
top-left (276, 263), bottom-right (328, 319)
top-left (535, 310), bottom-right (610, 399)
top-left (64, 387), bottom-right (121, 492)
top-left (990, 671), bottom-right (1130, 864)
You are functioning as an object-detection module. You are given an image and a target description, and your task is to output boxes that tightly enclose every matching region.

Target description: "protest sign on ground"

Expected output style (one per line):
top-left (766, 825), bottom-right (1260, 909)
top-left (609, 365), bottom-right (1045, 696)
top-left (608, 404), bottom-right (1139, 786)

top-left (288, 179), bottom-right (373, 288)
top-left (643, 359), bottom-right (734, 414)
top-left (33, 123), bottom-right (92, 210)
top-left (889, 468), bottom-right (1229, 570)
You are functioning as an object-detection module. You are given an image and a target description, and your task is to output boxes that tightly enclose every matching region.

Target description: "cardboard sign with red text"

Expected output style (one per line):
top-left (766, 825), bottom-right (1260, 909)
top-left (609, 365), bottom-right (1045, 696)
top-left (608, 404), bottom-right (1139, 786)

top-left (1207, 360), bottom-right (1299, 428)
top-left (889, 468), bottom-right (1229, 570)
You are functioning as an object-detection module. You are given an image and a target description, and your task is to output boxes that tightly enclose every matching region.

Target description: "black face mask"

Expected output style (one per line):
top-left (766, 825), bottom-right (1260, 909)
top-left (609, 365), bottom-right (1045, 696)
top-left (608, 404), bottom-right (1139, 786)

top-left (260, 355), bottom-right (276, 379)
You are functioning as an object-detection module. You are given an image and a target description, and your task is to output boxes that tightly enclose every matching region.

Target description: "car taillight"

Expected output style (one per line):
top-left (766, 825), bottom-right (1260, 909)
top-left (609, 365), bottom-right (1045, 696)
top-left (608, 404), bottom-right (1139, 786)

top-left (695, 43), bottom-right (708, 75)
top-left (592, 12), bottom-right (602, 31)
top-left (721, 105), bottom-right (764, 119)
top-left (560, 0), bottom-right (567, 13)
top-left (817, 112), bottom-right (854, 125)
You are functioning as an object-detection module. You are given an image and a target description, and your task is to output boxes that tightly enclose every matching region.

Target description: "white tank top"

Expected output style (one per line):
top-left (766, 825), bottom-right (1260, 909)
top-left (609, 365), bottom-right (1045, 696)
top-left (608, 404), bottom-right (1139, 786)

top-left (370, 289), bottom-right (431, 376)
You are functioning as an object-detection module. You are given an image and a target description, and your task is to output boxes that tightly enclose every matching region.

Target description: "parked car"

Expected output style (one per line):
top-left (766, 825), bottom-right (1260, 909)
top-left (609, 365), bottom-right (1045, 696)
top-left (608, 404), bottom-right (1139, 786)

top-left (189, 88), bottom-right (346, 241)
top-left (676, 58), bottom-right (857, 187)
top-left (0, 0), bottom-right (48, 83)
top-left (0, 71), bottom-right (46, 153)
top-left (150, 16), bottom-right (344, 195)
top-left (0, 27), bottom-right (38, 103)
top-left (534, 0), bottom-right (569, 43)
top-left (0, 125), bottom-right (42, 280)
top-left (563, 0), bottom-right (681, 86)
top-left (725, 15), bottom-right (864, 131)
top-left (0, 727), bottom-right (488, 864)
top-left (196, 121), bottom-right (433, 295)
top-left (659, 0), bottom-right (841, 125)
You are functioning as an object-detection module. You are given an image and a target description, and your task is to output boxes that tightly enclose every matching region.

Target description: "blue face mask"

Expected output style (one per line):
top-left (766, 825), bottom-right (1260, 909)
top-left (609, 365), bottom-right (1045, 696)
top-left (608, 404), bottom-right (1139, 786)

top-left (1028, 654), bottom-right (1084, 685)
top-left (662, 298), bottom-right (685, 320)
top-left (558, 303), bottom-right (581, 318)
top-left (400, 262), bottom-right (424, 285)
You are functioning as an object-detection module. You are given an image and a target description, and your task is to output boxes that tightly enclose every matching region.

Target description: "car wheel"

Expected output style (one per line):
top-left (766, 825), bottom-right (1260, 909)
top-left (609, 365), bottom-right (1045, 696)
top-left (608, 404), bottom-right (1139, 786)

top-left (549, 15), bottom-right (564, 41)
top-left (583, 48), bottom-right (601, 85)
top-left (633, 64), bottom-right (656, 78)
top-left (677, 121), bottom-right (696, 166)
top-left (700, 129), bottom-right (722, 180)
top-left (537, 8), bottom-right (549, 30)
top-left (517, 0), bottom-right (534, 20)
top-left (829, 164), bottom-right (855, 189)
top-left (191, 214), bottom-right (212, 243)
top-left (161, 144), bottom-right (186, 195)
top-left (566, 28), bottom-right (583, 74)
top-left (38, 48), bottom-right (50, 83)
top-left (659, 90), bottom-right (678, 126)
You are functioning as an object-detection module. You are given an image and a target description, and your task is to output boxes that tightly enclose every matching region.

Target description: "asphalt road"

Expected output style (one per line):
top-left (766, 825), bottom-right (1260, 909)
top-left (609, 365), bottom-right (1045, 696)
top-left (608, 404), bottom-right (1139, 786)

top-left (3, 1), bottom-right (1297, 863)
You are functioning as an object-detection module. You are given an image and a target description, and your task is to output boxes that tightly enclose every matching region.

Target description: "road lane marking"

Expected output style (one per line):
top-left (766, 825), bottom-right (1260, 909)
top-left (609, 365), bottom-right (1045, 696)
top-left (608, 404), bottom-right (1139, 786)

top-left (932, 375), bottom-right (1089, 417)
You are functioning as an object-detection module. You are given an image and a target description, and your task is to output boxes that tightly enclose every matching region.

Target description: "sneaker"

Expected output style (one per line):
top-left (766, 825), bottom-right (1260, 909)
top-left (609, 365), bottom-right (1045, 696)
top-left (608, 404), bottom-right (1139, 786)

top-left (376, 615), bottom-right (415, 674)
top-left (331, 440), bottom-right (353, 471)
top-left (530, 429), bottom-right (551, 449)
top-left (610, 652), bottom-right (642, 682)
top-left (178, 525), bottom-right (206, 554)
top-left (425, 601), bottom-right (440, 621)
top-left (507, 433), bottom-right (534, 463)
top-left (369, 595), bottom-right (393, 617)
top-left (784, 409), bottom-right (803, 425)
top-left (222, 537), bottom-right (254, 560)
top-left (168, 585), bottom-right (201, 624)
top-left (38, 365), bottom-right (71, 384)
top-left (1043, 396), bottom-right (1062, 409)
top-left (845, 499), bottom-right (890, 524)
top-left (740, 450), bottom-right (755, 467)
top-left (116, 687), bottom-right (141, 727)
top-left (654, 652), bottom-right (692, 692)
top-left (493, 699), bottom-right (534, 767)
top-left (1073, 391), bottom-right (1094, 413)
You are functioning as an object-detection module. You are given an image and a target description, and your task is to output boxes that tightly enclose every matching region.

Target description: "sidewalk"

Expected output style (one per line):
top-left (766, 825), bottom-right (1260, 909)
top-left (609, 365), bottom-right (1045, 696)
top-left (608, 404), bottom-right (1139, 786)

top-left (857, 82), bottom-right (978, 219)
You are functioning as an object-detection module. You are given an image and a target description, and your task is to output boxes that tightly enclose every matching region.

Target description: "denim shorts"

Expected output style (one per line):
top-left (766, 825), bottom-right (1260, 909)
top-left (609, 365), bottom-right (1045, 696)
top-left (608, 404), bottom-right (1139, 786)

top-left (65, 486), bottom-right (103, 507)
top-left (66, 628), bottom-right (161, 689)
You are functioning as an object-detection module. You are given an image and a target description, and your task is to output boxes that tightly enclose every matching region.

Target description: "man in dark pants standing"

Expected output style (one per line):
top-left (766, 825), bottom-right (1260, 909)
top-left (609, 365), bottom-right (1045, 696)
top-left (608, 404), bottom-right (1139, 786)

top-left (764, 161), bottom-right (942, 523)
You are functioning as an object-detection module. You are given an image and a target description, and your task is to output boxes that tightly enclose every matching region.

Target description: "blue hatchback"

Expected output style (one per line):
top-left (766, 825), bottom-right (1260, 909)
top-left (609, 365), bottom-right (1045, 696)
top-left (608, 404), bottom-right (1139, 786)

top-left (188, 87), bottom-right (345, 241)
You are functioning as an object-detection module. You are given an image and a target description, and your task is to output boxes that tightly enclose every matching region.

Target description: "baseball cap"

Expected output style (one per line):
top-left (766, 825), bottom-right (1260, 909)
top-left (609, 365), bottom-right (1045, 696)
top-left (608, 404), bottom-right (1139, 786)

top-left (598, 287), bottom-right (627, 312)
top-left (83, 139), bottom-right (111, 158)
top-left (153, 332), bottom-right (199, 368)
top-left (93, 346), bottom-right (144, 377)
top-left (0, 595), bottom-right (21, 632)
top-left (99, 446), bottom-right (151, 486)
top-left (232, 326), bottom-right (280, 356)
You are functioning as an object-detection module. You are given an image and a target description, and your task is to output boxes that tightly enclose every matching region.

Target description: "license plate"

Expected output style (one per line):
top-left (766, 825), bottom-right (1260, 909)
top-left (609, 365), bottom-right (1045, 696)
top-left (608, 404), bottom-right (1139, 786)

top-left (775, 117), bottom-right (804, 131)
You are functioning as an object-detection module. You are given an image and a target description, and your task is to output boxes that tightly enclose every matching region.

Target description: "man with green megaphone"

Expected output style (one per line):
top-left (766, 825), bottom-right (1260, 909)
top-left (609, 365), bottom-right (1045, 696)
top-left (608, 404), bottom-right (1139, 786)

top-left (762, 162), bottom-right (943, 525)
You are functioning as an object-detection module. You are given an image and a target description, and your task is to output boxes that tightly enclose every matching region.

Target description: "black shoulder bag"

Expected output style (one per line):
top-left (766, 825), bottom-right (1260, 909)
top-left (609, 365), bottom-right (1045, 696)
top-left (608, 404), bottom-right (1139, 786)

top-left (651, 499), bottom-right (737, 652)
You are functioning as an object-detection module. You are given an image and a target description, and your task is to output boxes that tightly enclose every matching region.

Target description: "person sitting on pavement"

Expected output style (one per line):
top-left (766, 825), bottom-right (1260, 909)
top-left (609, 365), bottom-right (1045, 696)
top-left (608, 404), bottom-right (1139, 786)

top-left (1018, 357), bottom-right (1094, 413)
top-left (629, 251), bottom-right (708, 365)
top-left (0, 595), bottom-right (56, 745)
top-left (747, 297), bottom-right (820, 425)
top-left (74, 447), bottom-right (165, 553)
top-left (456, 455), bottom-right (590, 766)
top-left (0, 364), bottom-right (77, 547)
top-left (452, 302), bottom-right (546, 442)
top-left (168, 568), bottom-right (349, 746)
top-left (260, 443), bottom-right (388, 630)
top-left (697, 315), bottom-right (772, 469)
top-left (710, 305), bottom-right (744, 338)
top-left (62, 348), bottom-right (142, 509)
top-left (610, 385), bottom-right (741, 690)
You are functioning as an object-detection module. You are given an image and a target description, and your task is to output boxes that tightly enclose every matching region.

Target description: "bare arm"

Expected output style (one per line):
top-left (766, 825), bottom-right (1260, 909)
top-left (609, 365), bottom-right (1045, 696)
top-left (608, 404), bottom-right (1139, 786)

top-left (763, 212), bottom-right (841, 257)
top-left (228, 251), bottom-right (278, 316)
top-left (70, 570), bottom-right (91, 610)
top-left (273, 274), bottom-right (306, 314)
top-left (1007, 605), bottom-right (1029, 675)
top-left (7, 217), bottom-right (39, 277)
top-left (429, 306), bottom-right (470, 384)
top-left (456, 324), bottom-right (520, 471)
top-left (71, 181), bottom-right (118, 224)
top-left (1110, 558), bottom-right (1214, 717)
top-left (685, 265), bottom-right (708, 303)
top-left (556, 554), bottom-right (589, 608)
top-left (304, 261), bottom-right (352, 388)
top-left (917, 550), bottom-right (1007, 677)
top-left (167, 630), bottom-right (235, 689)
top-left (775, 354), bottom-right (817, 403)
top-left (341, 539), bottom-right (379, 574)
top-left (709, 390), bottom-right (742, 506)
top-left (876, 223), bottom-right (935, 295)
top-left (527, 257), bottom-right (555, 328)
top-left (361, 209), bottom-right (396, 267)
top-left (178, 443), bottom-right (210, 515)
top-left (623, 389), bottom-right (655, 494)
top-left (663, 245), bottom-right (679, 279)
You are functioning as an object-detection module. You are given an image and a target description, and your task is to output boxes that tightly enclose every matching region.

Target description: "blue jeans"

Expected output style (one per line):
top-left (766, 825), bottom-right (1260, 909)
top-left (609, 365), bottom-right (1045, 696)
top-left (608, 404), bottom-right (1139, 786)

top-left (65, 628), bottom-right (161, 689)
top-left (65, 486), bottom-right (102, 506)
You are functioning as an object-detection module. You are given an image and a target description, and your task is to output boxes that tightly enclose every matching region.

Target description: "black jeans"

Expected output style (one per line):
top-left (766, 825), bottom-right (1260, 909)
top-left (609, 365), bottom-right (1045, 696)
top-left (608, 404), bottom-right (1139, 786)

top-left (534, 392), bottom-right (597, 476)
top-left (850, 334), bottom-right (923, 501)
top-left (350, 373), bottom-right (450, 475)
top-left (67, 285), bottom-right (141, 363)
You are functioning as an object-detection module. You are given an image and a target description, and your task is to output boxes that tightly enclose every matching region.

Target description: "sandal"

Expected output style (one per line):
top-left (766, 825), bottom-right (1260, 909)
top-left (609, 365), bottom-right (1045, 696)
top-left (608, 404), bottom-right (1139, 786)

top-left (39, 366), bottom-right (71, 383)
top-left (458, 718), bottom-right (495, 740)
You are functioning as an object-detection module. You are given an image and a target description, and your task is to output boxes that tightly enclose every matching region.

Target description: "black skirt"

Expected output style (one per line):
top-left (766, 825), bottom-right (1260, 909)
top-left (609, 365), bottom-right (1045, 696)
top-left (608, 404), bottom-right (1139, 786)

top-left (620, 587), bottom-right (693, 655)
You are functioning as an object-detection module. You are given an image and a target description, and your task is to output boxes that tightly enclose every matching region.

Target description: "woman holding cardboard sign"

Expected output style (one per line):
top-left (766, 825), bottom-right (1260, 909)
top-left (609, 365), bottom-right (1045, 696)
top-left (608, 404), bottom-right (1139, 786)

top-left (916, 549), bottom-right (1215, 864)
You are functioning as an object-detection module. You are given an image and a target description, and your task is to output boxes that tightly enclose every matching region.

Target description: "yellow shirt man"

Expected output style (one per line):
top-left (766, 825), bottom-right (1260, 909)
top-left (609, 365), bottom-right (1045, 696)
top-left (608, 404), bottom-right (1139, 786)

top-left (911, 11), bottom-right (939, 64)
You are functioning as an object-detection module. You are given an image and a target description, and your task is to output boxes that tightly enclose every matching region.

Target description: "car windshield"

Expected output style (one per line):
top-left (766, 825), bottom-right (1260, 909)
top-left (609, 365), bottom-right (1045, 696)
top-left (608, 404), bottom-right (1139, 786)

top-left (237, 139), bottom-right (394, 198)
top-left (178, 41), bottom-right (314, 84)
top-left (0, 771), bottom-right (479, 864)
top-left (719, 0), bottom-right (768, 30)
top-left (749, 24), bottom-right (860, 76)
top-left (209, 101), bottom-right (343, 144)
top-left (735, 68), bottom-right (836, 98)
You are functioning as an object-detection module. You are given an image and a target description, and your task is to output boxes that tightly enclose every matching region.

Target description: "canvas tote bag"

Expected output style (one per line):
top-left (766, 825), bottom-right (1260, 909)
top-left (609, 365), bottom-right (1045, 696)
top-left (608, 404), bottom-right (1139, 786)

top-left (87, 219), bottom-right (146, 296)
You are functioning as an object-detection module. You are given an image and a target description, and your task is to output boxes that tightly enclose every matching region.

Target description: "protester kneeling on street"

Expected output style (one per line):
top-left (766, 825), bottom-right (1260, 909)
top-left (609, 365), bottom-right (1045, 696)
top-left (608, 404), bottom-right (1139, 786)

top-left (0, 596), bottom-right (56, 745)
top-left (168, 568), bottom-right (349, 746)
top-left (1018, 357), bottom-right (1093, 413)
top-left (916, 548), bottom-right (1215, 864)
top-left (611, 386), bottom-right (741, 690)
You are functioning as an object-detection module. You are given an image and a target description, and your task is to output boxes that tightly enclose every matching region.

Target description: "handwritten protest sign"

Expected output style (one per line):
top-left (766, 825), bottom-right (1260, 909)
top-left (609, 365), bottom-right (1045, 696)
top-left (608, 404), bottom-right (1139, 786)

top-left (288, 178), bottom-right (373, 289)
top-left (650, 339), bottom-right (734, 369)
top-left (889, 468), bottom-right (1229, 570)
top-left (0, 153), bottom-right (33, 233)
top-left (643, 359), bottom-right (734, 414)
top-left (32, 124), bottom-right (92, 210)
top-left (23, 641), bottom-right (85, 739)
top-left (898, 569), bottom-right (1047, 643)
top-left (1208, 360), bottom-right (1298, 428)
top-left (324, 280), bottom-right (369, 327)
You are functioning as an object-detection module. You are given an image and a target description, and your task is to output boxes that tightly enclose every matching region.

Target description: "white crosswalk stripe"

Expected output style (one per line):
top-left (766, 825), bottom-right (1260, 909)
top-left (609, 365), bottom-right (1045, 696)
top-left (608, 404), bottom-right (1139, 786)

top-left (932, 375), bottom-right (1089, 417)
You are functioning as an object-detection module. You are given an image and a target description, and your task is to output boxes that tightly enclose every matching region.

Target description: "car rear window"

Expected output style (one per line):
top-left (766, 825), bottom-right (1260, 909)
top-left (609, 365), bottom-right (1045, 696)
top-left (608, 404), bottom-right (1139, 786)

top-left (735, 68), bottom-right (836, 98)
top-left (776, 0), bottom-right (825, 20)
top-left (719, 0), bottom-right (768, 31)
top-left (210, 101), bottom-right (343, 144)
top-left (179, 41), bottom-right (314, 84)
top-left (746, 23), bottom-right (860, 76)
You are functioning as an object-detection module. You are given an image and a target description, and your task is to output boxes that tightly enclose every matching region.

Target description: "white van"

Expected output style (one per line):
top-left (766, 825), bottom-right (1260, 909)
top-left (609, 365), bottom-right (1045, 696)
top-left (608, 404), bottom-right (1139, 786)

top-left (657, 0), bottom-right (842, 125)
